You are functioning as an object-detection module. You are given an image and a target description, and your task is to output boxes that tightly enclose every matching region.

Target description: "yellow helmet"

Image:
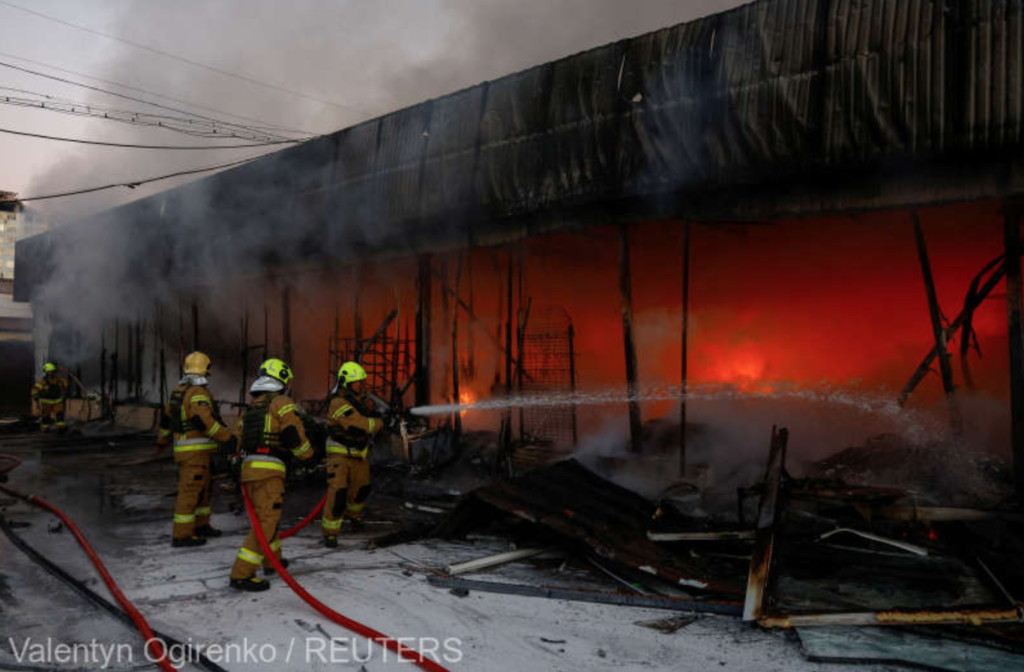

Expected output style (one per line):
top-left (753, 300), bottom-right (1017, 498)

top-left (338, 361), bottom-right (367, 387)
top-left (259, 358), bottom-right (294, 385)
top-left (183, 351), bottom-right (211, 375)
top-left (43, 362), bottom-right (57, 373)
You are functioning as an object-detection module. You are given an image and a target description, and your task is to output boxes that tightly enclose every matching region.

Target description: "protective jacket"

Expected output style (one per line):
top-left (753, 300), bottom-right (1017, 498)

top-left (157, 382), bottom-right (233, 460)
top-left (31, 373), bottom-right (69, 405)
top-left (229, 391), bottom-right (313, 582)
top-left (32, 374), bottom-right (69, 430)
top-left (321, 387), bottom-right (382, 535)
top-left (158, 380), bottom-right (234, 540)
top-left (326, 388), bottom-right (382, 458)
top-left (235, 392), bottom-right (313, 482)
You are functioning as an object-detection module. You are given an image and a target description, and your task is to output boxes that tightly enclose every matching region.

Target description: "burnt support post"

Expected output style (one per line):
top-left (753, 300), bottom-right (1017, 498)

top-left (912, 213), bottom-right (963, 434)
top-left (112, 319), bottom-right (120, 407)
top-left (618, 224), bottom-right (643, 453)
top-left (190, 301), bottom-right (199, 352)
top-left (282, 286), bottom-right (293, 364)
top-left (680, 222), bottom-right (691, 476)
top-left (415, 254), bottom-right (433, 408)
top-left (1004, 205), bottom-right (1024, 493)
top-left (239, 305), bottom-right (250, 407)
top-left (353, 268), bottom-right (364, 342)
top-left (568, 323), bottom-right (579, 447)
top-left (452, 253), bottom-right (463, 439)
top-left (99, 329), bottom-right (108, 417)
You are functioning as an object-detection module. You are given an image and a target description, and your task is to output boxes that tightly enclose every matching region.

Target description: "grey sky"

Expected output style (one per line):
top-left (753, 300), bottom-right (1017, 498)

top-left (0, 0), bottom-right (748, 221)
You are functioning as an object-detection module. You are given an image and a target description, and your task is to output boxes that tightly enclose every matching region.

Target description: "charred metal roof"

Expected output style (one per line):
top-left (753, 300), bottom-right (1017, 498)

top-left (16, 0), bottom-right (1024, 300)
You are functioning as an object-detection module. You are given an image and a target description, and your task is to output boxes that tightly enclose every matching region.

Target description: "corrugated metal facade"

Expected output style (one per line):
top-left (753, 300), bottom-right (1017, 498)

top-left (15, 0), bottom-right (1024, 299)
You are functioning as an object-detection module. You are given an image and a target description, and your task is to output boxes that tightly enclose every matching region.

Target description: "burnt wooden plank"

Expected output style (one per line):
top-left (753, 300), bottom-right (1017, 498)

top-left (743, 426), bottom-right (788, 621)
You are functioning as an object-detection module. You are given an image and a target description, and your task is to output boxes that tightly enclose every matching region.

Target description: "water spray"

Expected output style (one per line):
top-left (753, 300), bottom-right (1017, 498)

top-left (409, 381), bottom-right (948, 443)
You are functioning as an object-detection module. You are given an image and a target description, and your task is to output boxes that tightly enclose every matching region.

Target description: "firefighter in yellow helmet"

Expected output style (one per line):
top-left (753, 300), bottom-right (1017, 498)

top-left (229, 358), bottom-right (314, 591)
top-left (321, 361), bottom-right (382, 548)
top-left (156, 352), bottom-right (237, 548)
top-left (31, 362), bottom-right (69, 432)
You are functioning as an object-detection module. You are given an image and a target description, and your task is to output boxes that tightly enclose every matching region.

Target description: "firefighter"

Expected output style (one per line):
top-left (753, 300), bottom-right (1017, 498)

top-left (31, 362), bottom-right (69, 431)
top-left (156, 352), bottom-right (236, 548)
top-left (322, 361), bottom-right (382, 548)
top-left (229, 358), bottom-right (314, 592)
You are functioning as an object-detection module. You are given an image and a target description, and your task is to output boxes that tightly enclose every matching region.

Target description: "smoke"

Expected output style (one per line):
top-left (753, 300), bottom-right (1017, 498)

top-left (21, 0), bottom-right (750, 222)
top-left (20, 0), bottom-right (750, 387)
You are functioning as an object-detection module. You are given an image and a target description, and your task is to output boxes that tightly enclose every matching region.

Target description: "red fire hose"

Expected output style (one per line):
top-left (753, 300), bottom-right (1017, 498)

top-left (241, 483), bottom-right (452, 672)
top-left (280, 493), bottom-right (326, 539)
top-left (0, 453), bottom-right (176, 672)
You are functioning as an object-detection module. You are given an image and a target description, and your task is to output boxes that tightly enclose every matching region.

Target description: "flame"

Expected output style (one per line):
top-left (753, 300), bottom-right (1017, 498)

top-left (458, 390), bottom-right (476, 417)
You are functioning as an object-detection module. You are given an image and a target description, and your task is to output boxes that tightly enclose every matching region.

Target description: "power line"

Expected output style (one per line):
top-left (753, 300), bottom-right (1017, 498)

top-left (0, 89), bottom-right (283, 141)
top-left (0, 125), bottom-right (301, 149)
top-left (1, 153), bottom-right (272, 203)
top-left (0, 53), bottom-right (318, 138)
top-left (0, 0), bottom-right (375, 117)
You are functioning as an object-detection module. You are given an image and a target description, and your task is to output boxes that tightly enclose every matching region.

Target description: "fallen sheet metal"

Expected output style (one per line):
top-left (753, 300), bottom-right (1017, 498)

top-left (426, 575), bottom-right (743, 616)
top-left (798, 625), bottom-right (1024, 672)
top-left (435, 459), bottom-right (745, 596)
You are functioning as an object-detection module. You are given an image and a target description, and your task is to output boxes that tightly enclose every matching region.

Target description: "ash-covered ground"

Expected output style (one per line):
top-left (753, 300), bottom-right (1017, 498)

top-left (0, 427), bottom-right (905, 672)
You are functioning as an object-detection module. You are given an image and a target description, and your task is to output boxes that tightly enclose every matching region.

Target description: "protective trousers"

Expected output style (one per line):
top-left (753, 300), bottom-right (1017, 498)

top-left (322, 454), bottom-right (371, 536)
top-left (38, 401), bottom-right (66, 431)
top-left (172, 452), bottom-right (212, 539)
top-left (230, 476), bottom-right (284, 580)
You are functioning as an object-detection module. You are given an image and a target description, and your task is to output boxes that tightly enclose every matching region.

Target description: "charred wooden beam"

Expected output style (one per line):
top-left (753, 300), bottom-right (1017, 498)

top-left (568, 323), bottom-right (578, 446)
top-left (618, 223), bottom-right (643, 453)
top-left (680, 222), bottom-right (691, 476)
top-left (452, 253), bottom-right (463, 439)
top-left (1005, 204), bottom-right (1024, 494)
top-left (281, 286), bottom-right (292, 363)
top-left (759, 606), bottom-right (1022, 629)
top-left (190, 301), bottom-right (199, 352)
top-left (743, 426), bottom-right (788, 622)
top-left (912, 212), bottom-right (962, 434)
top-left (354, 310), bottom-right (398, 363)
top-left (239, 305), bottom-right (250, 406)
top-left (899, 248), bottom-right (1013, 405)
top-left (415, 254), bottom-right (432, 408)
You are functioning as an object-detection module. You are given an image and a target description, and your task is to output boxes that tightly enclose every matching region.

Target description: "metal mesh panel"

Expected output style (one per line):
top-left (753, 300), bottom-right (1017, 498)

top-left (330, 333), bottom-right (413, 407)
top-left (520, 306), bottom-right (577, 448)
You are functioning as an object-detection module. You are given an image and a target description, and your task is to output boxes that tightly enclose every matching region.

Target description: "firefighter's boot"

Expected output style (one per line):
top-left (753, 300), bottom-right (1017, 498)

top-left (263, 557), bottom-right (290, 575)
top-left (195, 525), bottom-right (222, 538)
top-left (324, 535), bottom-right (338, 549)
top-left (230, 576), bottom-right (270, 592)
top-left (171, 535), bottom-right (207, 548)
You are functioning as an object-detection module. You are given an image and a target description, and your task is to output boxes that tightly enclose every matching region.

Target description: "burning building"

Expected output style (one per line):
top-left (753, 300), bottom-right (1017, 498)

top-left (11, 0), bottom-right (1024, 496)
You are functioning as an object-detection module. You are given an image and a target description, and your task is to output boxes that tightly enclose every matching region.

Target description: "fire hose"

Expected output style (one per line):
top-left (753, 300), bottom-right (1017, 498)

top-left (0, 453), bottom-right (177, 672)
top-left (241, 483), bottom-right (452, 672)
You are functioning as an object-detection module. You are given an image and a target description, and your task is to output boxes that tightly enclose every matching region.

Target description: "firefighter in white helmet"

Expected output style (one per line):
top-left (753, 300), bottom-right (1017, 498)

top-left (321, 361), bottom-right (382, 548)
top-left (229, 358), bottom-right (314, 591)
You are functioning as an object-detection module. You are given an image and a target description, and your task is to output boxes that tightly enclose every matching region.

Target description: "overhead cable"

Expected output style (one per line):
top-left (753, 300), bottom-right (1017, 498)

top-left (0, 0), bottom-right (374, 117)
top-left (0, 90), bottom-right (283, 141)
top-left (0, 53), bottom-right (317, 138)
top-left (0, 125), bottom-right (301, 149)
top-left (1, 153), bottom-right (271, 203)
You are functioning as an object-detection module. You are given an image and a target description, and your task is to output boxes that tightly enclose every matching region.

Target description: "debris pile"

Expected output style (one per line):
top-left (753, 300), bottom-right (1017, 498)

top-left (394, 426), bottom-right (1024, 671)
top-left (809, 433), bottom-right (1014, 507)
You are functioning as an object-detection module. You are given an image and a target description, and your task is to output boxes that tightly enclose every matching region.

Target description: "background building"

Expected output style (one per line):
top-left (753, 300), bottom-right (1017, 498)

top-left (0, 192), bottom-right (48, 279)
top-left (11, 0), bottom-right (1024, 492)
